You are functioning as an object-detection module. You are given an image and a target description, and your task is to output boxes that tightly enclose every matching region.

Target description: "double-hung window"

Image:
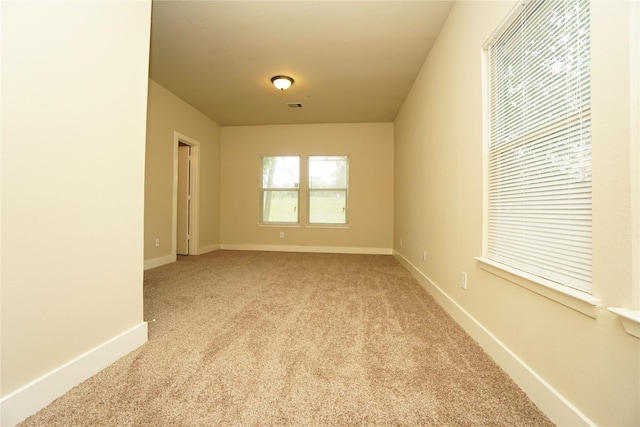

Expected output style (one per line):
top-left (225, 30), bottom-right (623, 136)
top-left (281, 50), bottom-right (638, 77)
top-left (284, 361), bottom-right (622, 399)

top-left (485, 0), bottom-right (592, 293)
top-left (308, 156), bottom-right (348, 225)
top-left (261, 156), bottom-right (300, 224)
top-left (260, 155), bottom-right (349, 226)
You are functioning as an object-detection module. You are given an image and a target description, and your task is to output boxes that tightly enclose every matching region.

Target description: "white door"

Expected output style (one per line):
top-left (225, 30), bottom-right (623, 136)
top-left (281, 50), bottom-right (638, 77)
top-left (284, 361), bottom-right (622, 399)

top-left (177, 143), bottom-right (191, 255)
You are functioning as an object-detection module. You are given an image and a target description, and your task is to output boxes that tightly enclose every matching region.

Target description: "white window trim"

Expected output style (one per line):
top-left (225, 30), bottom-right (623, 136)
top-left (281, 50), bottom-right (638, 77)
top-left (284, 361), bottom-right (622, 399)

top-left (607, 1), bottom-right (640, 339)
top-left (257, 223), bottom-right (302, 228)
top-left (303, 224), bottom-right (350, 229)
top-left (608, 308), bottom-right (640, 339)
top-left (256, 224), bottom-right (350, 230)
top-left (476, 257), bottom-right (600, 318)
top-left (258, 155), bottom-right (350, 228)
top-left (307, 155), bottom-right (349, 227)
top-left (260, 156), bottom-right (301, 225)
top-left (632, 0), bottom-right (640, 313)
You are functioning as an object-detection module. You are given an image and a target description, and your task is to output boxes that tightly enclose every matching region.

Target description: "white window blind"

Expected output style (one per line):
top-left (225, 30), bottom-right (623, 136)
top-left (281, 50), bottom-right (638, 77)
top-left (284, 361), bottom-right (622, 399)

top-left (487, 0), bottom-right (592, 293)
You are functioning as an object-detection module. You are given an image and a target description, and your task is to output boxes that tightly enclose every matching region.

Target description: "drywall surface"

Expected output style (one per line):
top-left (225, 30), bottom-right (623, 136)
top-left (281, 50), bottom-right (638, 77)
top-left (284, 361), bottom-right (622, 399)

top-left (145, 79), bottom-right (221, 261)
top-left (1, 0), bottom-right (151, 397)
top-left (394, 1), bottom-right (639, 425)
top-left (221, 123), bottom-right (393, 252)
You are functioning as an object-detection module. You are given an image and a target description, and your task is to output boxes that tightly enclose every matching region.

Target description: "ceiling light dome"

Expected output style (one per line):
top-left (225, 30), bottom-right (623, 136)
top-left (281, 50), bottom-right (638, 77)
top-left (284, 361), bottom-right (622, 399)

top-left (271, 75), bottom-right (294, 90)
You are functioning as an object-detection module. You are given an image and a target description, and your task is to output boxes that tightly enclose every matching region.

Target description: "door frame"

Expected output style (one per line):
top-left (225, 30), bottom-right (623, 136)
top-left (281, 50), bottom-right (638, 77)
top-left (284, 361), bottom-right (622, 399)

top-left (172, 132), bottom-right (200, 257)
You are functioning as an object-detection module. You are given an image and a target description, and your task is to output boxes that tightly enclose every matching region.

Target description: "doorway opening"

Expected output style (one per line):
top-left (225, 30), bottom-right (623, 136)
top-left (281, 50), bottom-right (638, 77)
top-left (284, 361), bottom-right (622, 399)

top-left (172, 132), bottom-right (200, 258)
top-left (177, 143), bottom-right (191, 255)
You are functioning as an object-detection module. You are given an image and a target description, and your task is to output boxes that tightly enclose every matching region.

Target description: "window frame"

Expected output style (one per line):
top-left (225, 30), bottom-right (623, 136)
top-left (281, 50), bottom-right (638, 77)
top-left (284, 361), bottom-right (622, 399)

top-left (477, 0), bottom-right (600, 316)
top-left (307, 155), bottom-right (349, 226)
top-left (260, 156), bottom-right (301, 225)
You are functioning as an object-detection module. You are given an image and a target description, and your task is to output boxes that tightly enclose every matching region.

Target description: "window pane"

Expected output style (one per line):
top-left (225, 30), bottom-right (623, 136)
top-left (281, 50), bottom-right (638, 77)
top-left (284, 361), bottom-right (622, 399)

top-left (309, 190), bottom-right (346, 224)
top-left (490, 0), bottom-right (590, 148)
top-left (309, 156), bottom-right (347, 189)
top-left (262, 190), bottom-right (298, 223)
top-left (262, 156), bottom-right (299, 189)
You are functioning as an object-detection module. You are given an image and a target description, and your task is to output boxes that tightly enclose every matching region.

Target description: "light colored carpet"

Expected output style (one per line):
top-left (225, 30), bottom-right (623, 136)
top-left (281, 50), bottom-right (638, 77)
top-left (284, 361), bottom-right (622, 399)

top-left (19, 251), bottom-right (554, 426)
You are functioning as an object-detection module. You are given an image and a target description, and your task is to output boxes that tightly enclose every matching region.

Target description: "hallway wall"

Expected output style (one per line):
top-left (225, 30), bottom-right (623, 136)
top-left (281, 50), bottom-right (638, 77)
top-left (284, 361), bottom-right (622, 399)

top-left (393, 1), bottom-right (639, 425)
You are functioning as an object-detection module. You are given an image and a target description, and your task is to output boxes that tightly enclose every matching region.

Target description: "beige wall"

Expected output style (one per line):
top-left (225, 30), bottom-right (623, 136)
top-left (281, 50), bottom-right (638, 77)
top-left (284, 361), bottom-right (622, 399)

top-left (144, 79), bottom-right (221, 263)
top-left (2, 1), bottom-right (635, 424)
top-left (221, 123), bottom-right (393, 252)
top-left (394, 1), bottom-right (639, 426)
top-left (1, 0), bottom-right (151, 396)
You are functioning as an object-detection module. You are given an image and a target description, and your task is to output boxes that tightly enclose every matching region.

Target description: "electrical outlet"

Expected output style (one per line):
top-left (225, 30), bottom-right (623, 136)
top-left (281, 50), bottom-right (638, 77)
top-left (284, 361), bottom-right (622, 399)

top-left (400, 237), bottom-right (403, 246)
top-left (422, 250), bottom-right (427, 261)
top-left (155, 238), bottom-right (160, 247)
top-left (279, 231), bottom-right (285, 238)
top-left (461, 272), bottom-right (468, 290)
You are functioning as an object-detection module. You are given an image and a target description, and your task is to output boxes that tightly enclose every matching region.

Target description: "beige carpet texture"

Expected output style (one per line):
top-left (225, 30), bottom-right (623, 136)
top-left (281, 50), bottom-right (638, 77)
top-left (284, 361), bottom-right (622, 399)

top-left (19, 251), bottom-right (554, 426)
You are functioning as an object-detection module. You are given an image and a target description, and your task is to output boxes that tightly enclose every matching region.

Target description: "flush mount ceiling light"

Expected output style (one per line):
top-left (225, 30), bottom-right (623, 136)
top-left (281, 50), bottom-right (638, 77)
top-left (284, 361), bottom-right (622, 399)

top-left (271, 75), bottom-right (294, 90)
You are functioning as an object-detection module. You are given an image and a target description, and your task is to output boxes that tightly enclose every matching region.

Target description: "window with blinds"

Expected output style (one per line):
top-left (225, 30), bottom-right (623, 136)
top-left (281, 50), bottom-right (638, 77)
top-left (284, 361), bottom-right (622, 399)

top-left (486, 0), bottom-right (592, 293)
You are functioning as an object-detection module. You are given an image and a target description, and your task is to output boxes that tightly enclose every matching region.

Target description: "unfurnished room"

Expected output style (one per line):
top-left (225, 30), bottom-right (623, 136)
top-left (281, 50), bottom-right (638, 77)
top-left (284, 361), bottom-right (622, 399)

top-left (1, 1), bottom-right (639, 426)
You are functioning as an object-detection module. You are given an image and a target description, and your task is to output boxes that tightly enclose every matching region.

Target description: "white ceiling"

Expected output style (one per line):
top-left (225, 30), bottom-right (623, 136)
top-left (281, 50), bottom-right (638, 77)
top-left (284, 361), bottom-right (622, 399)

top-left (149, 1), bottom-right (454, 126)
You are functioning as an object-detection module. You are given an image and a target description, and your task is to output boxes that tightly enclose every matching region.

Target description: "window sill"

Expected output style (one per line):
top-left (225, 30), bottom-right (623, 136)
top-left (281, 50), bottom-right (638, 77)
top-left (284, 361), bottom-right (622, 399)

top-left (256, 224), bottom-right (349, 229)
top-left (475, 257), bottom-right (601, 318)
top-left (608, 308), bottom-right (640, 339)
top-left (304, 224), bottom-right (350, 229)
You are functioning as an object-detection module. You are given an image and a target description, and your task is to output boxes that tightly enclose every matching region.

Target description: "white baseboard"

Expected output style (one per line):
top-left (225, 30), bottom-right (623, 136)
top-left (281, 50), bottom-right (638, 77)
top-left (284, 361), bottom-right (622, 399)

top-left (196, 243), bottom-right (220, 255)
top-left (144, 254), bottom-right (175, 270)
top-left (1, 322), bottom-right (148, 427)
top-left (220, 243), bottom-right (392, 255)
top-left (393, 250), bottom-right (594, 427)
